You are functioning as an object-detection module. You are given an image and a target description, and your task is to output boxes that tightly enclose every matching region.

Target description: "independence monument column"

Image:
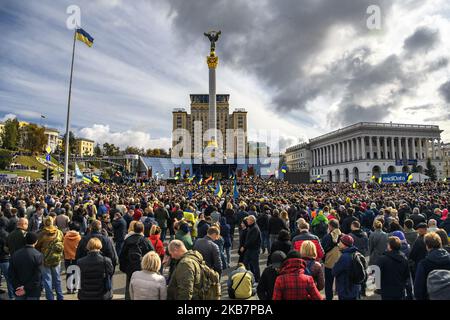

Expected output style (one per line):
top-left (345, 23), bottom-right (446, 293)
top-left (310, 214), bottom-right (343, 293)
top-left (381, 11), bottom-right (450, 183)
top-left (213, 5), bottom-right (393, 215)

top-left (204, 30), bottom-right (221, 148)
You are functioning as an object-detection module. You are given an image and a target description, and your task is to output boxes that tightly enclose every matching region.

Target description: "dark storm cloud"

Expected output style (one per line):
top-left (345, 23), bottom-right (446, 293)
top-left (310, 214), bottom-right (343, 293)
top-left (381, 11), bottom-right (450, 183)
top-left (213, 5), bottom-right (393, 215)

top-left (439, 81), bottom-right (450, 103)
top-left (328, 103), bottom-right (394, 128)
top-left (403, 26), bottom-right (440, 54)
top-left (164, 0), bottom-right (394, 112)
top-left (426, 57), bottom-right (449, 73)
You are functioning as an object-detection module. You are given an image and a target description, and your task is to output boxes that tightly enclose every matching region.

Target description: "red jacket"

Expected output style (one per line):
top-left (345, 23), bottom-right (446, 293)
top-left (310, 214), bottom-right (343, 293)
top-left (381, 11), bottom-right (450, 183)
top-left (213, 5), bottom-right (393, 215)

top-left (272, 258), bottom-right (323, 300)
top-left (149, 234), bottom-right (165, 257)
top-left (292, 231), bottom-right (324, 261)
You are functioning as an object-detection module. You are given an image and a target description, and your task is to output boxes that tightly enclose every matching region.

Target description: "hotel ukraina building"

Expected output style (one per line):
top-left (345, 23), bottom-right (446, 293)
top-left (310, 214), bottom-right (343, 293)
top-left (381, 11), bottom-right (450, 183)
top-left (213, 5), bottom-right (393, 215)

top-left (286, 122), bottom-right (445, 182)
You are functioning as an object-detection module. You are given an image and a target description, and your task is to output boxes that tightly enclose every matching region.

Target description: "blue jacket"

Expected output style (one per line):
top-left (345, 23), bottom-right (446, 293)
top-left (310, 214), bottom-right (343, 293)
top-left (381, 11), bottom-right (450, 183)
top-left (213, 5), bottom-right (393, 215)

top-left (332, 246), bottom-right (360, 299)
top-left (414, 249), bottom-right (450, 300)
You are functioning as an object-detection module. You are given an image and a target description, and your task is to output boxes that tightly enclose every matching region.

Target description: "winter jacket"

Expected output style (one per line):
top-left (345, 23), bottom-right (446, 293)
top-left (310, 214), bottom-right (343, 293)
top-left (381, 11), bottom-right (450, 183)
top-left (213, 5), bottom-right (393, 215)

top-left (63, 230), bottom-right (81, 261)
top-left (404, 229), bottom-right (418, 247)
top-left (440, 219), bottom-right (450, 235)
top-left (244, 223), bottom-right (261, 251)
top-left (292, 231), bottom-right (324, 261)
top-left (77, 251), bottom-right (114, 300)
top-left (303, 257), bottom-right (325, 291)
top-left (257, 265), bottom-right (279, 300)
top-left (268, 216), bottom-right (288, 236)
top-left (414, 248), bottom-right (450, 300)
top-left (76, 231), bottom-right (118, 268)
top-left (193, 235), bottom-right (222, 273)
top-left (149, 234), bottom-right (165, 258)
top-left (155, 207), bottom-right (170, 228)
top-left (8, 245), bottom-right (43, 298)
top-left (311, 213), bottom-right (329, 239)
top-left (220, 220), bottom-right (232, 248)
top-left (257, 213), bottom-right (270, 232)
top-left (341, 215), bottom-right (359, 235)
top-left (55, 214), bottom-right (70, 233)
top-left (350, 229), bottom-right (369, 256)
top-left (227, 266), bottom-right (255, 299)
top-left (6, 228), bottom-right (26, 255)
top-left (28, 214), bottom-right (43, 233)
top-left (409, 234), bottom-right (427, 274)
top-left (332, 246), bottom-right (361, 300)
top-left (196, 220), bottom-right (211, 239)
top-left (321, 229), bottom-right (342, 269)
top-left (0, 227), bottom-right (9, 262)
top-left (112, 217), bottom-right (127, 243)
top-left (36, 226), bottom-right (64, 267)
top-left (130, 270), bottom-right (167, 300)
top-left (410, 213), bottom-right (426, 228)
top-left (175, 230), bottom-right (193, 250)
top-left (378, 250), bottom-right (410, 299)
top-left (272, 258), bottom-right (323, 300)
top-left (269, 240), bottom-right (292, 257)
top-left (368, 229), bottom-right (388, 265)
top-left (119, 233), bottom-right (154, 277)
top-left (167, 250), bottom-right (204, 300)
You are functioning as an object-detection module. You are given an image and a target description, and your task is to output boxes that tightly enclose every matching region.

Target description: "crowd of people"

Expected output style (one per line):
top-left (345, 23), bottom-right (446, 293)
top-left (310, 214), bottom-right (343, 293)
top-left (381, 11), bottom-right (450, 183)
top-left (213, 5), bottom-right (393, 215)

top-left (0, 178), bottom-right (450, 300)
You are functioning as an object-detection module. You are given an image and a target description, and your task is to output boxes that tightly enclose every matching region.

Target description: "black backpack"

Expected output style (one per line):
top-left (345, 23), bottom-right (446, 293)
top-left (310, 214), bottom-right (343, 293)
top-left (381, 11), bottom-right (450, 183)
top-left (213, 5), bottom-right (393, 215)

top-left (120, 236), bottom-right (144, 274)
top-left (349, 251), bottom-right (368, 285)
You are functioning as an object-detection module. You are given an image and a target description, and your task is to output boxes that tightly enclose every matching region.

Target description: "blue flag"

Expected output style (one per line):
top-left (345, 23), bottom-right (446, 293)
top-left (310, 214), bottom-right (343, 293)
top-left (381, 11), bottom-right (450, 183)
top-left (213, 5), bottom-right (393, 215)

top-left (233, 179), bottom-right (239, 200)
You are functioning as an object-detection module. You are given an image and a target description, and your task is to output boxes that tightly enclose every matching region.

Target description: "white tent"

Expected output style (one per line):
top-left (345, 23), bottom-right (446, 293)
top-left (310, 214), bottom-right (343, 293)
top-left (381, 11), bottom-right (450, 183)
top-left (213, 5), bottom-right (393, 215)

top-left (410, 173), bottom-right (430, 183)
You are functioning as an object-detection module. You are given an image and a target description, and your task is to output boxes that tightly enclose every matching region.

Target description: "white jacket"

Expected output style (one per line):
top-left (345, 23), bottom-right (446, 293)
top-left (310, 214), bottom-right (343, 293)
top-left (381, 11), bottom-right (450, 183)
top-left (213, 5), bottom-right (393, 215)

top-left (129, 270), bottom-right (167, 300)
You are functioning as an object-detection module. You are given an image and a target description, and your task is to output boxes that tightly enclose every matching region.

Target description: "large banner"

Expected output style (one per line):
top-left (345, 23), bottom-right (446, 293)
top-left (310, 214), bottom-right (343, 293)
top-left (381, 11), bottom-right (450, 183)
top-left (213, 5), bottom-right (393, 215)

top-left (381, 173), bottom-right (408, 184)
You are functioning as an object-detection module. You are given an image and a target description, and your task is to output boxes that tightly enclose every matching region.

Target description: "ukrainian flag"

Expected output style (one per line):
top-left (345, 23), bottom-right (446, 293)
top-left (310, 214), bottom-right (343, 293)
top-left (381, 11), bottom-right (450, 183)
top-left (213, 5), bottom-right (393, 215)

top-left (82, 176), bottom-right (91, 184)
top-left (214, 181), bottom-right (223, 197)
top-left (352, 180), bottom-right (357, 189)
top-left (378, 177), bottom-right (382, 184)
top-left (281, 165), bottom-right (287, 174)
top-left (92, 174), bottom-right (100, 183)
top-left (76, 28), bottom-right (94, 47)
top-left (233, 179), bottom-right (239, 200)
top-left (407, 173), bottom-right (413, 182)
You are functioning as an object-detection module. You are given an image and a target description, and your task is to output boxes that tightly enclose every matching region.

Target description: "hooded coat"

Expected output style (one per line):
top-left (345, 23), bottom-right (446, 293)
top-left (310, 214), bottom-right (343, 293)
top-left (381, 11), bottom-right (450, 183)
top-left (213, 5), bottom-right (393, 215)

top-left (63, 230), bottom-right (81, 261)
top-left (332, 246), bottom-right (361, 300)
top-left (350, 229), bottom-right (369, 256)
top-left (167, 250), bottom-right (204, 300)
top-left (377, 250), bottom-right (410, 299)
top-left (414, 248), bottom-right (450, 300)
top-left (36, 225), bottom-right (64, 267)
top-left (272, 258), bottom-right (322, 300)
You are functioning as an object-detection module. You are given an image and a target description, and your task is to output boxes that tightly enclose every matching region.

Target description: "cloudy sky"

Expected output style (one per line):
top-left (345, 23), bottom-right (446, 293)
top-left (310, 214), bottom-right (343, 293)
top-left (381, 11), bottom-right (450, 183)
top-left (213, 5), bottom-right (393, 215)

top-left (1, 0), bottom-right (450, 151)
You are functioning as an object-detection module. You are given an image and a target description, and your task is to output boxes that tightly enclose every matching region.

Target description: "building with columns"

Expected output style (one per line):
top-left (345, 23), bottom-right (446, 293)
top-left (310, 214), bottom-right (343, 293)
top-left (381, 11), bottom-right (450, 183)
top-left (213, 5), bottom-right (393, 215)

top-left (442, 143), bottom-right (450, 179)
top-left (286, 122), bottom-right (445, 182)
top-left (286, 142), bottom-right (310, 172)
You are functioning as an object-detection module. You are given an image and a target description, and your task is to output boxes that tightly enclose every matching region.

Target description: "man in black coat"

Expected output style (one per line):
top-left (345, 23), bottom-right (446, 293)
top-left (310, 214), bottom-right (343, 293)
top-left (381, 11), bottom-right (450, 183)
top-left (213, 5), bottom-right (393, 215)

top-left (8, 232), bottom-right (43, 300)
top-left (410, 209), bottom-right (426, 228)
top-left (257, 210), bottom-right (270, 254)
top-left (76, 220), bottom-right (118, 268)
top-left (112, 212), bottom-right (127, 257)
top-left (193, 226), bottom-right (222, 274)
top-left (241, 215), bottom-right (261, 282)
top-left (378, 236), bottom-right (410, 300)
top-left (119, 222), bottom-right (154, 300)
top-left (7, 218), bottom-right (28, 256)
top-left (257, 250), bottom-right (286, 300)
top-left (409, 223), bottom-right (428, 278)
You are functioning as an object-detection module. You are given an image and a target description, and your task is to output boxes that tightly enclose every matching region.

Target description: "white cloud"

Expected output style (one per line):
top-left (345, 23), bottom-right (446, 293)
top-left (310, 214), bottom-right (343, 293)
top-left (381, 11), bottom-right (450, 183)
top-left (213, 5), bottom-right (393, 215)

top-left (0, 113), bottom-right (17, 122)
top-left (77, 124), bottom-right (171, 150)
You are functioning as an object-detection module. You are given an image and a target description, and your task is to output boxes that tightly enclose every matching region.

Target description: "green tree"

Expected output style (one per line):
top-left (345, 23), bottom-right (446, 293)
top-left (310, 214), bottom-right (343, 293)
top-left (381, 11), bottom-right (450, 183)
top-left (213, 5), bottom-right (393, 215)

top-left (94, 143), bottom-right (102, 157)
top-left (0, 149), bottom-right (12, 169)
top-left (425, 157), bottom-right (437, 181)
top-left (1, 118), bottom-right (20, 150)
top-left (20, 124), bottom-right (47, 154)
top-left (103, 143), bottom-right (120, 156)
top-left (124, 146), bottom-right (141, 155)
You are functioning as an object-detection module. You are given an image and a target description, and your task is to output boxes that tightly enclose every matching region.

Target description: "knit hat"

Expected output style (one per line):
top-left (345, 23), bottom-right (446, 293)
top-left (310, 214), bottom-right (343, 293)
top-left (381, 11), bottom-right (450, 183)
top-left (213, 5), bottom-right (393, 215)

top-left (391, 231), bottom-right (406, 241)
top-left (271, 250), bottom-right (287, 268)
top-left (286, 250), bottom-right (302, 259)
top-left (340, 234), bottom-right (354, 247)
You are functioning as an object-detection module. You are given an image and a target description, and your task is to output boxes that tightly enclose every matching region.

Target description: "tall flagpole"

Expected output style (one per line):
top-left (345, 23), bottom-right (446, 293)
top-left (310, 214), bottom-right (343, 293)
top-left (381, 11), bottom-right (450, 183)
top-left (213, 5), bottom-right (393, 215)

top-left (64, 29), bottom-right (77, 186)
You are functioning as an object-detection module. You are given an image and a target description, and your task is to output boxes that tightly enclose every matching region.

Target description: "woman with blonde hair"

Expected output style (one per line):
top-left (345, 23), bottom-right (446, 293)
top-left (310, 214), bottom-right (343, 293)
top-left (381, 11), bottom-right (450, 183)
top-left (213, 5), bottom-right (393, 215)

top-left (300, 240), bottom-right (325, 291)
top-left (280, 210), bottom-right (289, 230)
top-left (129, 251), bottom-right (167, 300)
top-left (369, 219), bottom-right (388, 266)
top-left (126, 220), bottom-right (137, 239)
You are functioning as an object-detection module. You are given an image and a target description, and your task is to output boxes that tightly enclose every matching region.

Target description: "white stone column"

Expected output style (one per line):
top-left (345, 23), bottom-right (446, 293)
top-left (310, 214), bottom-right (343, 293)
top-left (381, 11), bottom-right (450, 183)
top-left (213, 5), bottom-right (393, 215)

top-left (383, 137), bottom-right (388, 160)
top-left (355, 138), bottom-right (359, 160)
top-left (391, 137), bottom-right (395, 159)
top-left (368, 136), bottom-right (372, 159)
top-left (346, 140), bottom-right (350, 162)
top-left (405, 137), bottom-right (410, 160)
top-left (419, 139), bottom-right (423, 160)
top-left (350, 139), bottom-right (354, 161)
top-left (361, 136), bottom-right (366, 159)
top-left (398, 137), bottom-right (402, 159)
top-left (338, 143), bottom-right (341, 163)
top-left (412, 138), bottom-right (416, 159)
top-left (329, 145), bottom-right (332, 164)
top-left (376, 136), bottom-right (381, 160)
top-left (333, 144), bottom-right (336, 164)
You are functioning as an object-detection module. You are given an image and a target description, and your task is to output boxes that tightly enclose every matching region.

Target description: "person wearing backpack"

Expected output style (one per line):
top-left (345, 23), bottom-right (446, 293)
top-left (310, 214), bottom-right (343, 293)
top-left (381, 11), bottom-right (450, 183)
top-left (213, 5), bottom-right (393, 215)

top-left (321, 219), bottom-right (342, 300)
top-left (414, 232), bottom-right (450, 300)
top-left (311, 210), bottom-right (329, 240)
top-left (332, 234), bottom-right (367, 300)
top-left (167, 239), bottom-right (220, 300)
top-left (227, 263), bottom-right (256, 299)
top-left (300, 240), bottom-right (324, 291)
top-left (35, 216), bottom-right (64, 300)
top-left (377, 236), bottom-right (411, 300)
top-left (119, 221), bottom-right (154, 300)
top-left (257, 250), bottom-right (286, 300)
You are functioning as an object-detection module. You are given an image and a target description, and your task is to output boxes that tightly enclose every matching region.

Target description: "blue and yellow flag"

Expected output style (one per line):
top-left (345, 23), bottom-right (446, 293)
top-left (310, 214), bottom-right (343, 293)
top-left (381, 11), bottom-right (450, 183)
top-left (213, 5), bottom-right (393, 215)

top-left (92, 174), bottom-right (100, 183)
top-left (352, 180), bottom-right (358, 189)
top-left (281, 165), bottom-right (287, 174)
top-left (82, 176), bottom-right (91, 184)
top-left (233, 179), bottom-right (239, 200)
top-left (76, 28), bottom-right (94, 47)
top-left (214, 181), bottom-right (223, 197)
top-left (407, 173), bottom-right (413, 182)
top-left (378, 177), bottom-right (382, 184)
